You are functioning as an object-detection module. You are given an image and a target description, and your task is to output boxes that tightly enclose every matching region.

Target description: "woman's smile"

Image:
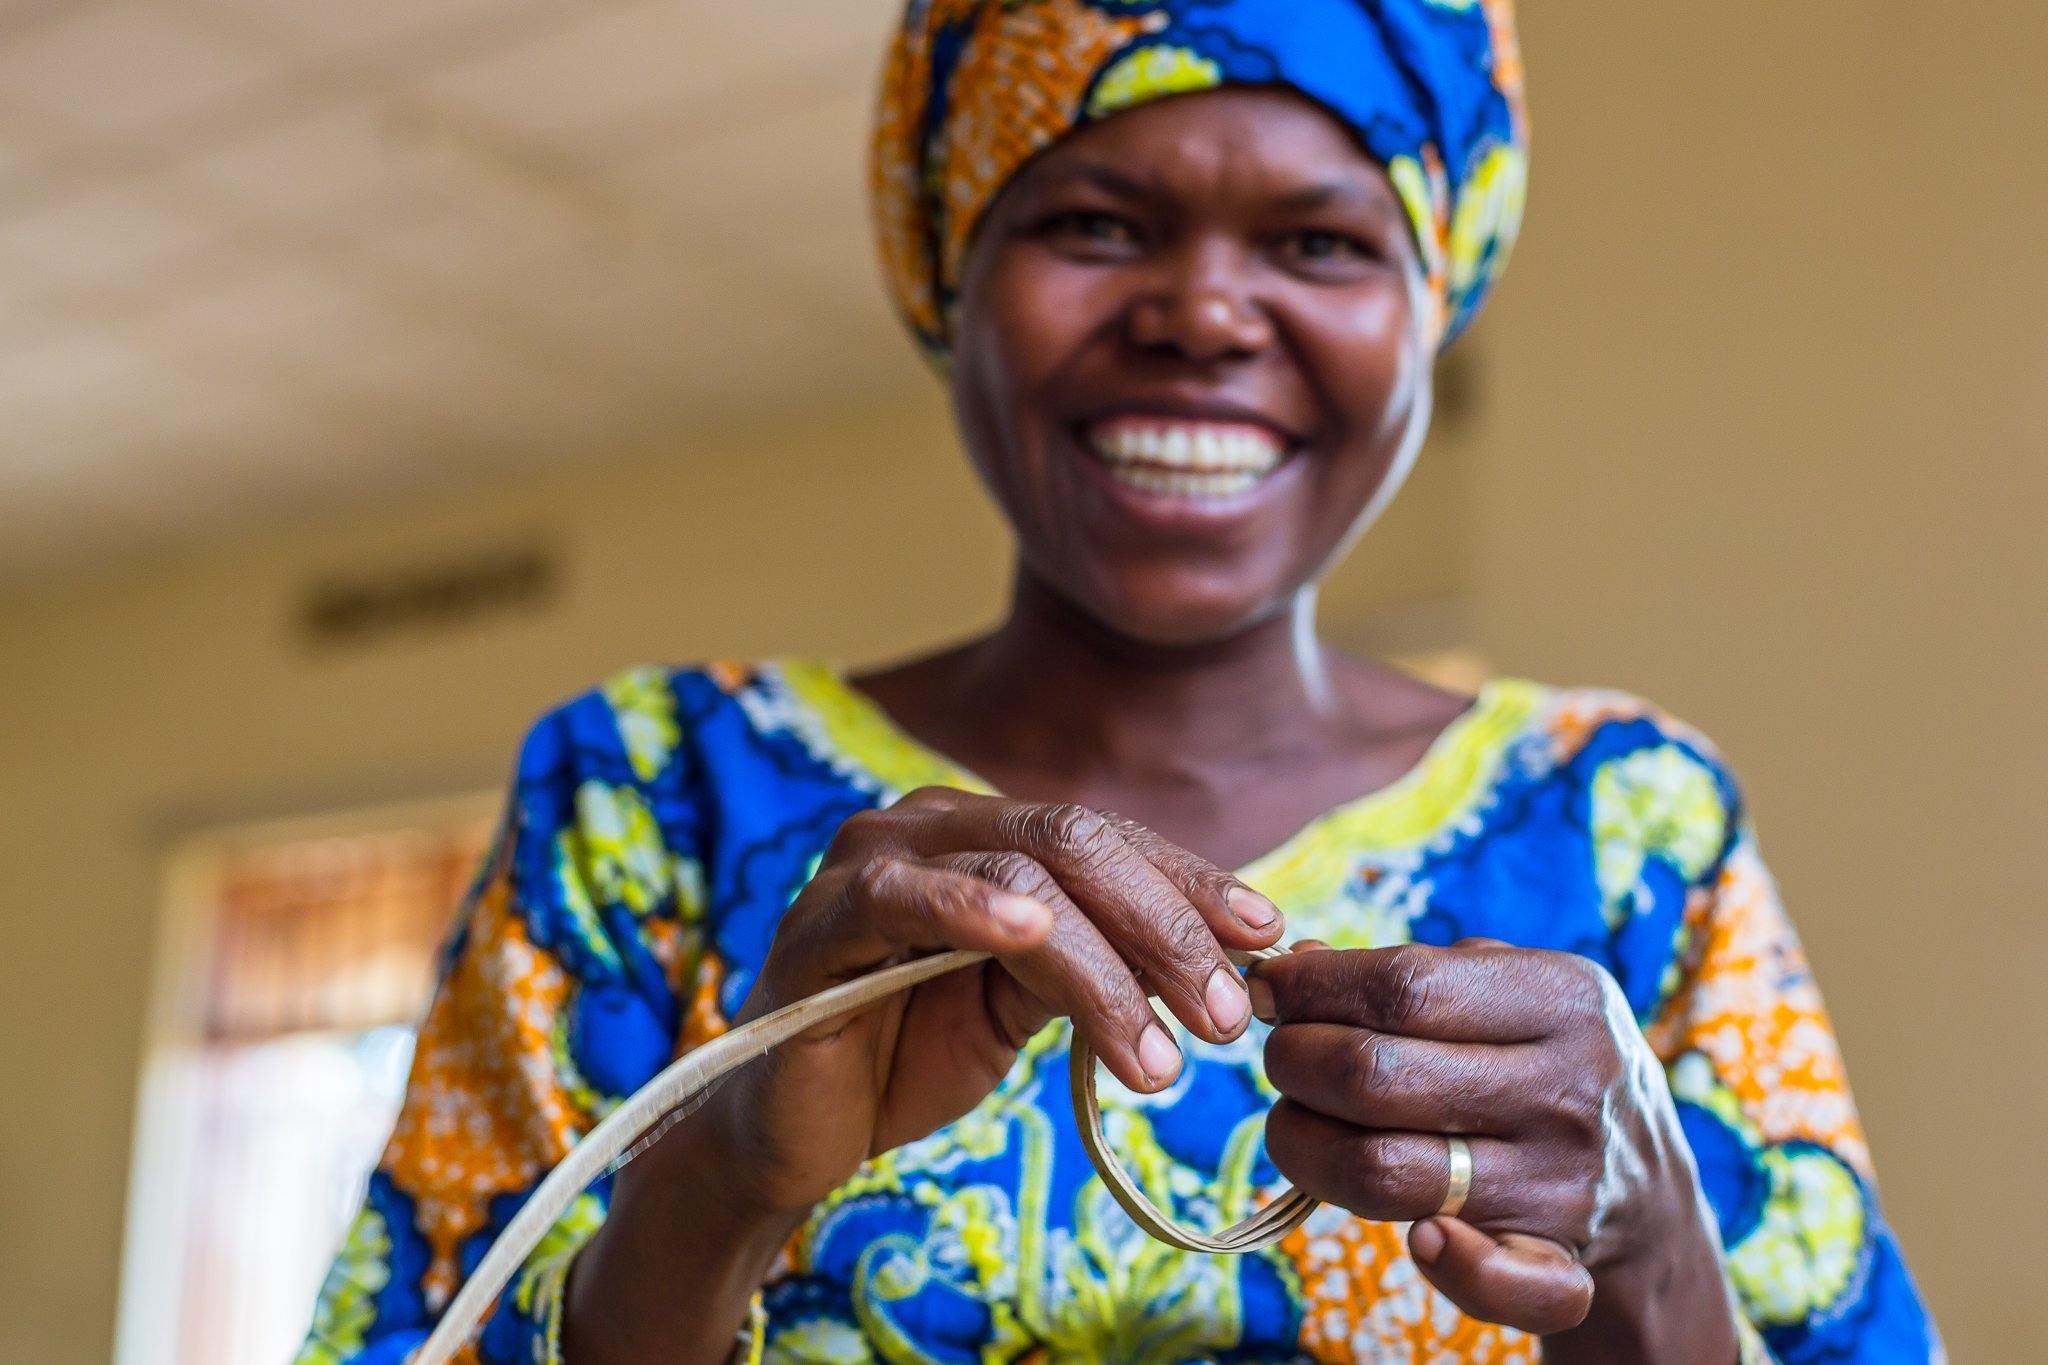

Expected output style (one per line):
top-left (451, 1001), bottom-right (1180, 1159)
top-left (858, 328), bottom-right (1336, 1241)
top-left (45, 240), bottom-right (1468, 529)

top-left (1077, 411), bottom-right (1294, 504)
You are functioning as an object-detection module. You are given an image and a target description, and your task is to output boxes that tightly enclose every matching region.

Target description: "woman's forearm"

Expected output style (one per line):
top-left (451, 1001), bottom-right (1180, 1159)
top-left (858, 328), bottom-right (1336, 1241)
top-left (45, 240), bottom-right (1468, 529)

top-left (562, 1112), bottom-right (806, 1364)
top-left (1542, 1182), bottom-right (1743, 1365)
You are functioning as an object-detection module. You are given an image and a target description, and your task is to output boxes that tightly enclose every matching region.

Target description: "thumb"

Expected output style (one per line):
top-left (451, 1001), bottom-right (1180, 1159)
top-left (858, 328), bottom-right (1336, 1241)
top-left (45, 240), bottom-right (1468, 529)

top-left (1407, 1218), bottom-right (1594, 1336)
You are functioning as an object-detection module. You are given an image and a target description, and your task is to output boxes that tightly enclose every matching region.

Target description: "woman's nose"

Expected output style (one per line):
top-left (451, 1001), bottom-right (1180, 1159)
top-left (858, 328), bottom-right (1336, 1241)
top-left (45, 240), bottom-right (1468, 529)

top-left (1126, 255), bottom-right (1274, 362)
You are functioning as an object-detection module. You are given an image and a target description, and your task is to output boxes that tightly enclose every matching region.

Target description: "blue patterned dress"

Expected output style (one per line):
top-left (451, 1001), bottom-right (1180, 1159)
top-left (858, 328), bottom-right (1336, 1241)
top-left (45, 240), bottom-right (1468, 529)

top-left (300, 660), bottom-right (1937, 1363)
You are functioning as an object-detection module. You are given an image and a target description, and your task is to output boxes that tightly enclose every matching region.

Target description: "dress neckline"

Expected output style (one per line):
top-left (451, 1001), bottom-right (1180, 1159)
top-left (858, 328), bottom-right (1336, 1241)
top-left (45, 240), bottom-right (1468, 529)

top-left (770, 658), bottom-right (1543, 911)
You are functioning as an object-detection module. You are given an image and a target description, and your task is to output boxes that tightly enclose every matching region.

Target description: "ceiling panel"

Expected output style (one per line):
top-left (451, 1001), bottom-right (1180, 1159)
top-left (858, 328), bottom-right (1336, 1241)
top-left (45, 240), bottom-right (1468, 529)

top-left (424, 0), bottom-right (891, 151)
top-left (188, 101), bottom-right (419, 220)
top-left (0, 182), bottom-right (225, 295)
top-left (618, 82), bottom-right (879, 297)
top-left (128, 259), bottom-right (401, 365)
top-left (0, 0), bottom-right (927, 585)
top-left (423, 0), bottom-right (735, 151)
top-left (205, 0), bottom-right (542, 63)
top-left (0, 5), bottom-right (278, 139)
top-left (1, 332), bottom-right (195, 433)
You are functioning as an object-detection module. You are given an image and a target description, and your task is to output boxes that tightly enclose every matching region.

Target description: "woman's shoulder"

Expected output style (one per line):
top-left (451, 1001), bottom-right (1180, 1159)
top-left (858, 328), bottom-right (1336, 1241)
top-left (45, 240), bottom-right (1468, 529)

top-left (1502, 679), bottom-right (1739, 777)
top-left (1414, 679), bottom-right (1754, 1016)
top-left (508, 658), bottom-right (878, 828)
top-left (516, 662), bottom-right (718, 789)
top-left (1438, 677), bottom-right (1750, 874)
top-left (1487, 675), bottom-right (1749, 880)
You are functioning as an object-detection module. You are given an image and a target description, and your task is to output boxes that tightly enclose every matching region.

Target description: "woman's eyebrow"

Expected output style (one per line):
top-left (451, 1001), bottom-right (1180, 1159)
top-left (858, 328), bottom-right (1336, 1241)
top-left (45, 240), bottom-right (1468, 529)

top-left (1031, 161), bottom-right (1156, 201)
top-left (1025, 163), bottom-right (1393, 220)
top-left (1268, 179), bottom-right (1380, 212)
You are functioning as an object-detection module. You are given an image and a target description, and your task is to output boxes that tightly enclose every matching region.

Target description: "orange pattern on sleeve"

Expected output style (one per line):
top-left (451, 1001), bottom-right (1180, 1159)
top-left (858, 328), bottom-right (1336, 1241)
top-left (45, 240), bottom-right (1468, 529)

top-left (1648, 839), bottom-right (1869, 1172)
top-left (380, 873), bottom-right (578, 1305)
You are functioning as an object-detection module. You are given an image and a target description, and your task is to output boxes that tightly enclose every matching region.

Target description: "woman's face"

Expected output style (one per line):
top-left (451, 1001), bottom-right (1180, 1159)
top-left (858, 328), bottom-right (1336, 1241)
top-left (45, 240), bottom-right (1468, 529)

top-left (950, 88), bottom-right (1433, 647)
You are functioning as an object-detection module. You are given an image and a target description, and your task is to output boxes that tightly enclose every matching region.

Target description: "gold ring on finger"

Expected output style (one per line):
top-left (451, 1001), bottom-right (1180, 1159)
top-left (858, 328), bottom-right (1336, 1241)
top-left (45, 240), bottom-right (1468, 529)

top-left (1437, 1135), bottom-right (1473, 1220)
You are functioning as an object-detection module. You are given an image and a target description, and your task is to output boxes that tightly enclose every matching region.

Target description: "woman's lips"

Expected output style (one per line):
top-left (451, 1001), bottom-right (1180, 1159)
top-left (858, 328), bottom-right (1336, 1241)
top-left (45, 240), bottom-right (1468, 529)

top-left (1080, 415), bottom-right (1290, 501)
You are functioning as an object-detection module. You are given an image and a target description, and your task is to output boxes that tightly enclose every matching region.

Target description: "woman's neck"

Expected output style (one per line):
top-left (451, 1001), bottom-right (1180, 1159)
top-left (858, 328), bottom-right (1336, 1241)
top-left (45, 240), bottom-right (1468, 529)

top-left (849, 571), bottom-right (1474, 866)
top-left (940, 574), bottom-right (1347, 786)
top-left (850, 571), bottom-right (1470, 851)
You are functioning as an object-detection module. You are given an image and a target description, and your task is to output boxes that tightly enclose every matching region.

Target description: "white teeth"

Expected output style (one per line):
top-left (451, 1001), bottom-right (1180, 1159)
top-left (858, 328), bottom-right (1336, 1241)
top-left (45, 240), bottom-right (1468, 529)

top-left (1104, 465), bottom-right (1262, 499)
top-left (1085, 420), bottom-right (1286, 489)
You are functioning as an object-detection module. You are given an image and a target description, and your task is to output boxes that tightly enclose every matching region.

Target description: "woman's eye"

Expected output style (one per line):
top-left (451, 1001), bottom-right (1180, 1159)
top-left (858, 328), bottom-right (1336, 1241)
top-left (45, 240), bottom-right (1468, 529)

top-left (1283, 229), bottom-right (1377, 267)
top-left (1041, 209), bottom-right (1139, 248)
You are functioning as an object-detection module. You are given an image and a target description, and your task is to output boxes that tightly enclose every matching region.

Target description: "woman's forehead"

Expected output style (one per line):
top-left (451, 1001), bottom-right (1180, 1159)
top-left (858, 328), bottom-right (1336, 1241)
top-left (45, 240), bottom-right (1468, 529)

top-left (1013, 90), bottom-right (1402, 214)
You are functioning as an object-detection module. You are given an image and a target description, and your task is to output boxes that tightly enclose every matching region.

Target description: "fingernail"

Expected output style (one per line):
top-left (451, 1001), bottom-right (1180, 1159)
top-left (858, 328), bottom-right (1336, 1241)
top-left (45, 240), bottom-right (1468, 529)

top-left (991, 893), bottom-right (1049, 937)
top-left (1246, 974), bottom-right (1276, 1024)
top-left (1136, 1023), bottom-right (1182, 1088)
top-left (1228, 885), bottom-right (1279, 929)
top-left (1410, 1218), bottom-right (1447, 1265)
top-left (1205, 965), bottom-right (1249, 1034)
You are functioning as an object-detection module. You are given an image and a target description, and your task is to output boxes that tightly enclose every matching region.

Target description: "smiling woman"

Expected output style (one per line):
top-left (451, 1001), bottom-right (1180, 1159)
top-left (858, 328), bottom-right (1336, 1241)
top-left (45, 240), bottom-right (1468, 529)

top-left (945, 91), bottom-right (1434, 650)
top-left (295, 3), bottom-right (1938, 1364)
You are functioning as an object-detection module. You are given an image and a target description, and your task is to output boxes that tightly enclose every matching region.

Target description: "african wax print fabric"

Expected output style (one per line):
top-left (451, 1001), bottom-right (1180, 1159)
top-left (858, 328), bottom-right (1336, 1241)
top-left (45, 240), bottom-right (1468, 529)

top-left (300, 661), bottom-right (1937, 1364)
top-left (873, 0), bottom-right (1529, 355)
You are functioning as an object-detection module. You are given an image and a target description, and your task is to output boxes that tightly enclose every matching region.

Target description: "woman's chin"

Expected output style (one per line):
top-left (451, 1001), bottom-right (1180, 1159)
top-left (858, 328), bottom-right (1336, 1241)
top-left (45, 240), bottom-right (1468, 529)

top-left (1067, 573), bottom-right (1290, 649)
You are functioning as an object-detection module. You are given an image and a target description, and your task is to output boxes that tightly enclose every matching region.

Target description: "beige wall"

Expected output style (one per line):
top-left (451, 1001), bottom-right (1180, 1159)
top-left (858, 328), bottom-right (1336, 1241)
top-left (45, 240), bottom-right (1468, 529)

top-left (3, 5), bottom-right (2041, 1361)
top-left (1475, 5), bottom-right (2047, 1357)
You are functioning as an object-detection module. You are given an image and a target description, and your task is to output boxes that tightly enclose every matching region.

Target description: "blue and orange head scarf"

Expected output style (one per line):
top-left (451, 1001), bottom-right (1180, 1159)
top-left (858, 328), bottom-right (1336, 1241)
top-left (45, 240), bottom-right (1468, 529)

top-left (873, 0), bottom-right (1528, 358)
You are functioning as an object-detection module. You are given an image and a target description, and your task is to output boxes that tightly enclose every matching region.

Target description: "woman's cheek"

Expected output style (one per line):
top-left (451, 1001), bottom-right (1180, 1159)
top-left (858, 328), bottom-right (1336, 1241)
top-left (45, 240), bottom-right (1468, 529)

top-left (1311, 294), bottom-right (1421, 451)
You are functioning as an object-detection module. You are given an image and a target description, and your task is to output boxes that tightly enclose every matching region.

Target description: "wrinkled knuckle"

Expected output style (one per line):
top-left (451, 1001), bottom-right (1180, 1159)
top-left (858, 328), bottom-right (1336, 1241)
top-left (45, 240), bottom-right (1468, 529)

top-left (931, 873), bottom-right (989, 923)
top-left (1113, 988), bottom-right (1164, 1033)
top-left (1155, 910), bottom-right (1218, 974)
top-left (1032, 802), bottom-right (1112, 860)
top-left (980, 850), bottom-right (1050, 897)
top-left (849, 854), bottom-right (904, 906)
top-left (969, 857), bottom-right (1064, 931)
top-left (1377, 946), bottom-right (1434, 1031)
top-left (1344, 1030), bottom-right (1395, 1099)
top-left (1350, 1136), bottom-right (1405, 1190)
top-left (1552, 1084), bottom-right (1607, 1144)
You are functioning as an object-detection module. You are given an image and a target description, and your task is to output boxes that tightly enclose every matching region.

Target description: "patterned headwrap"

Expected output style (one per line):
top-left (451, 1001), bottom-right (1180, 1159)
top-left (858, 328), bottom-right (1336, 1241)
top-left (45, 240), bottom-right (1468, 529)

top-left (873, 0), bottom-right (1528, 358)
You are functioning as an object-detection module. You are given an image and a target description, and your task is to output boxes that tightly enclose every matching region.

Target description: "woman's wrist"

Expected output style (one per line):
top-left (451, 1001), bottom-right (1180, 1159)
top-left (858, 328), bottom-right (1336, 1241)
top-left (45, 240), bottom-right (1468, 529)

top-left (1542, 1172), bottom-right (1743, 1364)
top-left (562, 1107), bottom-right (805, 1364)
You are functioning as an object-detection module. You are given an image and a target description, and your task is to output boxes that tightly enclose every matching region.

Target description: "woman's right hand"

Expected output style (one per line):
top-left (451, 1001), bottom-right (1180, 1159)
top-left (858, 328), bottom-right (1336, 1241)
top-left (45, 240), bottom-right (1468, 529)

top-left (570, 786), bottom-right (1283, 1362)
top-left (681, 785), bottom-right (1285, 1217)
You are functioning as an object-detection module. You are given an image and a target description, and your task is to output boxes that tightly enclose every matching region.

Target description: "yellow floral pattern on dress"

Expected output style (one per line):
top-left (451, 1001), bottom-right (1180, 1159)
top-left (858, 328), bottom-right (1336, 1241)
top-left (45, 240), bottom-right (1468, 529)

top-left (1591, 742), bottom-right (1729, 925)
top-left (601, 665), bottom-right (680, 782)
top-left (564, 780), bottom-right (671, 919)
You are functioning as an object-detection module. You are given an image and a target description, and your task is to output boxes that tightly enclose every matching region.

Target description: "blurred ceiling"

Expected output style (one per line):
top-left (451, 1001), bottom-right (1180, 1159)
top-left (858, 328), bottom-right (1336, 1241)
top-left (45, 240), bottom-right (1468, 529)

top-left (0, 0), bottom-right (927, 582)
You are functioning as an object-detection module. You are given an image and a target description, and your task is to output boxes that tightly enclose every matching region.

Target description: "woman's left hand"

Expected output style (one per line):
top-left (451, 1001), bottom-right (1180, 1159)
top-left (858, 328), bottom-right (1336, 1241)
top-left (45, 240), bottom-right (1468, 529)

top-left (1249, 941), bottom-right (1739, 1347)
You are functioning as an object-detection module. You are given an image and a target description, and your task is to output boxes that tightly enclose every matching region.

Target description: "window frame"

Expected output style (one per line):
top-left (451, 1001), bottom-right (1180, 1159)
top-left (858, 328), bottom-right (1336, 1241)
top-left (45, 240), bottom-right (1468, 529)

top-left (114, 791), bottom-right (499, 1365)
